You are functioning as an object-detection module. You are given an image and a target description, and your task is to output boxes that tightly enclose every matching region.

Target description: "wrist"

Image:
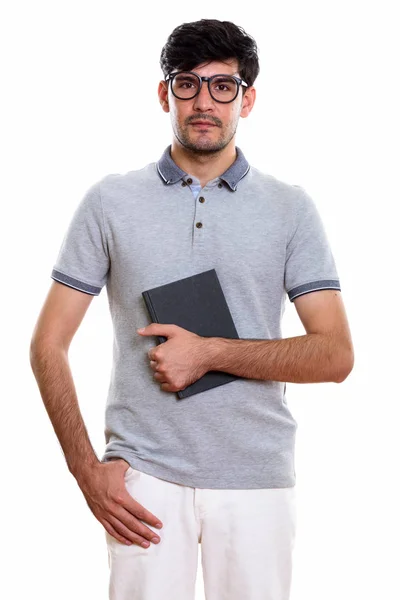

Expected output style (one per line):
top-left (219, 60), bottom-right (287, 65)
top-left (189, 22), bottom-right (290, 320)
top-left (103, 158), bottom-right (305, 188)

top-left (69, 456), bottom-right (101, 483)
top-left (202, 336), bottom-right (221, 372)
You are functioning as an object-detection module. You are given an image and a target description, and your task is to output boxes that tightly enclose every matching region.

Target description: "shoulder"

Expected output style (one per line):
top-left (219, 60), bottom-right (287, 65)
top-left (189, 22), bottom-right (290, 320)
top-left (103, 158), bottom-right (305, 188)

top-left (248, 164), bottom-right (302, 195)
top-left (99, 162), bottom-right (156, 193)
top-left (97, 162), bottom-right (161, 212)
top-left (246, 165), bottom-right (305, 214)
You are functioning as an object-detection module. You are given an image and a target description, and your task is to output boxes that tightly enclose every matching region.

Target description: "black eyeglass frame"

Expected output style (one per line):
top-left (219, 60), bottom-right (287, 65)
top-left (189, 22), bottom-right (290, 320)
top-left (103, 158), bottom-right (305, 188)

top-left (165, 71), bottom-right (249, 104)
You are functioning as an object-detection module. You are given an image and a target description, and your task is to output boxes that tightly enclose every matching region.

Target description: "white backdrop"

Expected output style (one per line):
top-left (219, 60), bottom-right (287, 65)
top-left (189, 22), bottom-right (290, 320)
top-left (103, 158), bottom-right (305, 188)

top-left (2, 1), bottom-right (399, 599)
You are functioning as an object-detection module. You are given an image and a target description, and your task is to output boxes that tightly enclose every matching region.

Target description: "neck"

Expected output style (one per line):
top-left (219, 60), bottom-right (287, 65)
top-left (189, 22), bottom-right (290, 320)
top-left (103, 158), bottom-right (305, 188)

top-left (170, 139), bottom-right (237, 188)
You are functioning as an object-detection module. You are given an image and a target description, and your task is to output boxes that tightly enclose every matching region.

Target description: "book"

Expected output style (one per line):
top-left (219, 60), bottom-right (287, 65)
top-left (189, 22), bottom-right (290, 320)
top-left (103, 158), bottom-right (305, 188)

top-left (141, 268), bottom-right (242, 399)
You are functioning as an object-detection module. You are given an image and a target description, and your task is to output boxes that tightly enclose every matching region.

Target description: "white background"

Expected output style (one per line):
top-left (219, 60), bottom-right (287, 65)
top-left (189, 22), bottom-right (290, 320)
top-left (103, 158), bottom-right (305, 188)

top-left (2, 1), bottom-right (399, 598)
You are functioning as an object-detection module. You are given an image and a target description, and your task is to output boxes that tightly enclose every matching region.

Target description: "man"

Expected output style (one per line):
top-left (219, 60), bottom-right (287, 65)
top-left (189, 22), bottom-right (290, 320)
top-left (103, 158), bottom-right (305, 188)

top-left (30, 18), bottom-right (354, 600)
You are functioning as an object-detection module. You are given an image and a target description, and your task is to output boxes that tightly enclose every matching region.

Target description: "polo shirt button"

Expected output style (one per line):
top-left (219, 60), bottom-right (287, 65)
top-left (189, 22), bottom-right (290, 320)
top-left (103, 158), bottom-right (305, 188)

top-left (218, 182), bottom-right (223, 188)
top-left (187, 178), bottom-right (193, 184)
top-left (196, 222), bottom-right (203, 228)
top-left (181, 181), bottom-right (187, 187)
top-left (199, 196), bottom-right (205, 203)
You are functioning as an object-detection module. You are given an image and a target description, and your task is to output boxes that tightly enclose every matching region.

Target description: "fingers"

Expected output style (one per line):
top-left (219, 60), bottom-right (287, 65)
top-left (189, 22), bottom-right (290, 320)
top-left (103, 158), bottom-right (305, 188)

top-left (106, 511), bottom-right (161, 547)
top-left (88, 460), bottom-right (164, 549)
top-left (107, 494), bottom-right (163, 547)
top-left (102, 517), bottom-right (133, 546)
top-left (127, 499), bottom-right (163, 531)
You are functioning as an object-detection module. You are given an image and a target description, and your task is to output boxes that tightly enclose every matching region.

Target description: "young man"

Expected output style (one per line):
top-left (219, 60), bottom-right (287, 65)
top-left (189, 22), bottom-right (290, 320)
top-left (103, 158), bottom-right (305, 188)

top-left (30, 18), bottom-right (354, 600)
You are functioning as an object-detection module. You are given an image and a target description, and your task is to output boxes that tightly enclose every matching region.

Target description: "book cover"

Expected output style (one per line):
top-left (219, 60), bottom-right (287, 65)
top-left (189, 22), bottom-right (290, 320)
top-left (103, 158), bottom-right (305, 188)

top-left (142, 268), bottom-right (242, 399)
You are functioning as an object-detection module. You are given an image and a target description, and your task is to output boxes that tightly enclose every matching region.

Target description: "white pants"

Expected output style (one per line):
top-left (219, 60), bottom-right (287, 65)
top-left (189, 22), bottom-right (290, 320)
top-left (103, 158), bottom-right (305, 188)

top-left (105, 466), bottom-right (297, 600)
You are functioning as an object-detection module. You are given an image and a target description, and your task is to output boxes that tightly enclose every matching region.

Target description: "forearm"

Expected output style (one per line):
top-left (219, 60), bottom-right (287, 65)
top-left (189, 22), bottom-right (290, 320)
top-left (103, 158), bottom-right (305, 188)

top-left (29, 344), bottom-right (100, 481)
top-left (206, 332), bottom-right (351, 383)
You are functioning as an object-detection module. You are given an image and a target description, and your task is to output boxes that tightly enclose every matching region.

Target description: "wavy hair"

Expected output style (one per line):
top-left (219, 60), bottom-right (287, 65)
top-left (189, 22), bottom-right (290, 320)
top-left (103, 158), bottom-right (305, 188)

top-left (160, 19), bottom-right (260, 90)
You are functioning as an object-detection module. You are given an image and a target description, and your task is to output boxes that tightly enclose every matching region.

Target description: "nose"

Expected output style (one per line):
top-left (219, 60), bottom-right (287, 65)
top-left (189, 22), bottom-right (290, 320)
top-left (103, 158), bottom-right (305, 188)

top-left (192, 80), bottom-right (215, 111)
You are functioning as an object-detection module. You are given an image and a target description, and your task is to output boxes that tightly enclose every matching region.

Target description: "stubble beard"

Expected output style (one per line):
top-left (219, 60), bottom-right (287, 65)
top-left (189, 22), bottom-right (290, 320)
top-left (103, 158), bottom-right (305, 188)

top-left (174, 122), bottom-right (237, 157)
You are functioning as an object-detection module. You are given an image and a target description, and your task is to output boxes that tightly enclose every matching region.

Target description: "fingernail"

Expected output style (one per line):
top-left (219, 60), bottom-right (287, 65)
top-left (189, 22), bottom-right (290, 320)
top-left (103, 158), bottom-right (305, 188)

top-left (155, 523), bottom-right (162, 528)
top-left (152, 537), bottom-right (160, 543)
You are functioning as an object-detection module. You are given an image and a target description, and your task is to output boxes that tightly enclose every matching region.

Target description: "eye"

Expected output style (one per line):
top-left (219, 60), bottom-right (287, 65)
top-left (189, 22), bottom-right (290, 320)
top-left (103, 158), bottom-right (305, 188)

top-left (174, 75), bottom-right (198, 89)
top-left (180, 81), bottom-right (195, 89)
top-left (211, 77), bottom-right (236, 93)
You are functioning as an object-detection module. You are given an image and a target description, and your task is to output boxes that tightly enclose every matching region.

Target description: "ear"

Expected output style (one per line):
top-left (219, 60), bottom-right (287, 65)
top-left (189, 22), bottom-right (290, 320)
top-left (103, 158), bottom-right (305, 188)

top-left (158, 81), bottom-right (170, 113)
top-left (240, 86), bottom-right (256, 118)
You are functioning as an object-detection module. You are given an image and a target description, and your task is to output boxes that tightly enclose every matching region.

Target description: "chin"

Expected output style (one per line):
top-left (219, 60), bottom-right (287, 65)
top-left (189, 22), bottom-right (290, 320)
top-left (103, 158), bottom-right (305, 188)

top-left (188, 136), bottom-right (225, 151)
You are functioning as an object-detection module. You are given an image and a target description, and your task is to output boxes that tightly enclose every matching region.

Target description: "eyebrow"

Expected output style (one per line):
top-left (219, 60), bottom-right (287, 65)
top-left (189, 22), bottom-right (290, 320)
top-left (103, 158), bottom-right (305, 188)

top-left (183, 71), bottom-right (240, 77)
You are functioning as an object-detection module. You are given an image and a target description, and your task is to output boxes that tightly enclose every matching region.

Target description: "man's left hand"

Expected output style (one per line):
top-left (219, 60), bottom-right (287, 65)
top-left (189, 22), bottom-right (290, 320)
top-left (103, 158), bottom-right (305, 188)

top-left (137, 324), bottom-right (211, 393)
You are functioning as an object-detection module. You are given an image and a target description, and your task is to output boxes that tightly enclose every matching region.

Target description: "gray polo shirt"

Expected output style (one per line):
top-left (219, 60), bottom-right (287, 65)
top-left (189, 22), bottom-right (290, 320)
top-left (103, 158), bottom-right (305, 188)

top-left (51, 144), bottom-right (340, 489)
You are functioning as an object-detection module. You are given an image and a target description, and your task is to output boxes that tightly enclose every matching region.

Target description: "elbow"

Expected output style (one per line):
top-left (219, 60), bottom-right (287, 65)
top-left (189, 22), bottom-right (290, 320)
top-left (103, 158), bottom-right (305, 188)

top-left (29, 339), bottom-right (43, 371)
top-left (29, 338), bottom-right (39, 365)
top-left (29, 336), bottom-right (65, 368)
top-left (30, 335), bottom-right (44, 364)
top-left (333, 347), bottom-right (355, 383)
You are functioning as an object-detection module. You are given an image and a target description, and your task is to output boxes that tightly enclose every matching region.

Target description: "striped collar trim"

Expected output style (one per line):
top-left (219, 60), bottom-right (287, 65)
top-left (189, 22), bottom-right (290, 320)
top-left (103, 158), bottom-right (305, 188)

top-left (156, 144), bottom-right (250, 191)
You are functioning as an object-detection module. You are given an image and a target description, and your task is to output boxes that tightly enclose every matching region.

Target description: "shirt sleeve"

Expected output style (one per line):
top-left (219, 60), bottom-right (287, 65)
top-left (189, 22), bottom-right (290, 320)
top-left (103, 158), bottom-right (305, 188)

top-left (50, 179), bottom-right (110, 296)
top-left (284, 185), bottom-right (341, 302)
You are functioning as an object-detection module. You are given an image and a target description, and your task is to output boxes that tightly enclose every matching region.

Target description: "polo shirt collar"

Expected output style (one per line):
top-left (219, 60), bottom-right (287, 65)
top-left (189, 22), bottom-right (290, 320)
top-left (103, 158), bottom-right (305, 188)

top-left (156, 144), bottom-right (250, 191)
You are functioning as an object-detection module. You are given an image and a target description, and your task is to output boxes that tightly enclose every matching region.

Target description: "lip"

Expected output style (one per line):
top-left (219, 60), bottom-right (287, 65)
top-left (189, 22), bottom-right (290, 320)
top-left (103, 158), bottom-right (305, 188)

top-left (191, 122), bottom-right (216, 127)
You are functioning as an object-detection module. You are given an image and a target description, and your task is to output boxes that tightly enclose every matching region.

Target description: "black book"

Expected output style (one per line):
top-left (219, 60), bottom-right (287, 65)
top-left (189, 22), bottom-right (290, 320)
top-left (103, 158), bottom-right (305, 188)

top-left (142, 268), bottom-right (242, 399)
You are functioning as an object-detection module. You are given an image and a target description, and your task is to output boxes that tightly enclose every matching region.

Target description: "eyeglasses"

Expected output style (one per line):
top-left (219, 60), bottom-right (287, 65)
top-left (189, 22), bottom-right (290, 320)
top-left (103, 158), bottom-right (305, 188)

top-left (165, 71), bottom-right (249, 104)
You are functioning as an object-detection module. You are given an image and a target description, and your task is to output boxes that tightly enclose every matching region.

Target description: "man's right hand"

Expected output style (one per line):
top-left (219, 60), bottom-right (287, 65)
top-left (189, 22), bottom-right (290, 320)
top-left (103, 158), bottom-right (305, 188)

top-left (76, 459), bottom-right (163, 547)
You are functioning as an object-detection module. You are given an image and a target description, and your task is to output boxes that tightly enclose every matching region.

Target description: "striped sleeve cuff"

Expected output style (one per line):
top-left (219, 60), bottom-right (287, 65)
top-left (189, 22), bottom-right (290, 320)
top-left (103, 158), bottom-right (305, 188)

top-left (288, 279), bottom-right (341, 302)
top-left (51, 269), bottom-right (102, 296)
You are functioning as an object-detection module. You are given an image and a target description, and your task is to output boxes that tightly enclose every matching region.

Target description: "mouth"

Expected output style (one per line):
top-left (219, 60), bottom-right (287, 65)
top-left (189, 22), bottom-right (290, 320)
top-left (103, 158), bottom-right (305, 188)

top-left (190, 122), bottom-right (216, 127)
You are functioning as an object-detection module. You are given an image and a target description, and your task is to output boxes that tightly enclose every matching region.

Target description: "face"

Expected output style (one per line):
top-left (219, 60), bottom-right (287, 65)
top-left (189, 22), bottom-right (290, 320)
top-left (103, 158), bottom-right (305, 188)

top-left (158, 58), bottom-right (256, 155)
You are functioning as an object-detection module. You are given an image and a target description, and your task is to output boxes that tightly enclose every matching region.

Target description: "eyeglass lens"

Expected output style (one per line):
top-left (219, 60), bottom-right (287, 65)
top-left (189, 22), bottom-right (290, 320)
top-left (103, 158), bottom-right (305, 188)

top-left (171, 72), bottom-right (238, 102)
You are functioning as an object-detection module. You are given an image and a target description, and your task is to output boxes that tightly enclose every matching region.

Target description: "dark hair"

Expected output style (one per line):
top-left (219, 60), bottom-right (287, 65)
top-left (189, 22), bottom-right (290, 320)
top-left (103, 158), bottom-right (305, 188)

top-left (160, 19), bottom-right (260, 89)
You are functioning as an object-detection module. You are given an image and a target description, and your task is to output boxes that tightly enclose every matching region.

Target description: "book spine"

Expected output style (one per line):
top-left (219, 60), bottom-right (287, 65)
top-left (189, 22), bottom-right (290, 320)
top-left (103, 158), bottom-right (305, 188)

top-left (142, 291), bottom-right (168, 345)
